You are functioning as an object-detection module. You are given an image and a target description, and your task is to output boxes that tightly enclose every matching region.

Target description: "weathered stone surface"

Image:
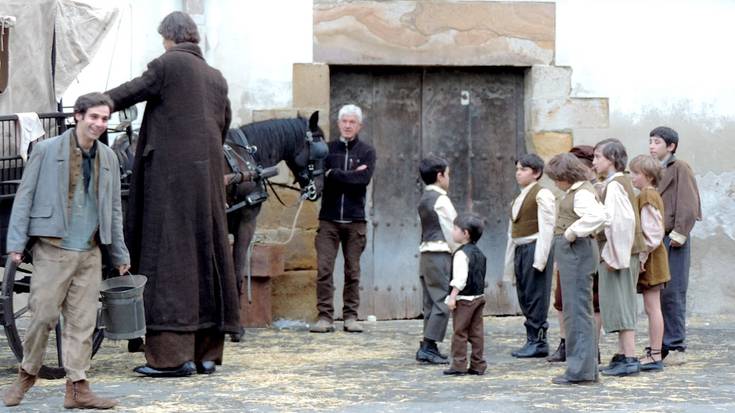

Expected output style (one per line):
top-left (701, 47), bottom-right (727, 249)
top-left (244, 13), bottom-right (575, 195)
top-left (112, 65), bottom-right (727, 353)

top-left (256, 189), bottom-right (319, 231)
top-left (314, 1), bottom-right (555, 66)
top-left (527, 65), bottom-right (572, 100)
top-left (271, 270), bottom-right (319, 321)
top-left (531, 97), bottom-right (609, 131)
top-left (293, 63), bottom-right (330, 110)
top-left (530, 131), bottom-right (573, 161)
top-left (250, 243), bottom-right (285, 277)
top-left (239, 277), bottom-right (273, 328)
top-left (251, 108), bottom-right (299, 123)
top-left (255, 228), bottom-right (317, 272)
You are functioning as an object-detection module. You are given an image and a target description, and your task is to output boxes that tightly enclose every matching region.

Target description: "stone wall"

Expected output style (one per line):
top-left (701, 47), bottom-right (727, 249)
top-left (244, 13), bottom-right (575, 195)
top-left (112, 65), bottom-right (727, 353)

top-left (314, 0), bottom-right (555, 66)
top-left (242, 1), bottom-right (610, 321)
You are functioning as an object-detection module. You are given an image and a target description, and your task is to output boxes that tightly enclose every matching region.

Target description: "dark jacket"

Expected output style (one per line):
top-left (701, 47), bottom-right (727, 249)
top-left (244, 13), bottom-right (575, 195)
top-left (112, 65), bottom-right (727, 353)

top-left (319, 136), bottom-right (376, 222)
top-left (106, 42), bottom-right (239, 334)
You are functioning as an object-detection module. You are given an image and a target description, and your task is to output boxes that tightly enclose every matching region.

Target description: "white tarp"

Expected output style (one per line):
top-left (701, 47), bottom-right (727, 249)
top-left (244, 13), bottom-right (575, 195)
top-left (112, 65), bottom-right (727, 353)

top-left (0, 0), bottom-right (117, 114)
top-left (54, 0), bottom-right (118, 101)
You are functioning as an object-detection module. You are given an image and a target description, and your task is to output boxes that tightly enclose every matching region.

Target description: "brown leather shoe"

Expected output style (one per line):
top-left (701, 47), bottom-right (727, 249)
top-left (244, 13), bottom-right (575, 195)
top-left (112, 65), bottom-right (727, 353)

top-left (64, 379), bottom-right (117, 409)
top-left (3, 368), bottom-right (37, 407)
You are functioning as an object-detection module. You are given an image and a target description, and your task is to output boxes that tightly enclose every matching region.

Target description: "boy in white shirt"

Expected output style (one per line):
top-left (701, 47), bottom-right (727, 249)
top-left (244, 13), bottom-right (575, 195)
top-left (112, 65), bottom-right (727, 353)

top-left (504, 154), bottom-right (556, 358)
top-left (416, 156), bottom-right (457, 364)
top-left (444, 214), bottom-right (487, 376)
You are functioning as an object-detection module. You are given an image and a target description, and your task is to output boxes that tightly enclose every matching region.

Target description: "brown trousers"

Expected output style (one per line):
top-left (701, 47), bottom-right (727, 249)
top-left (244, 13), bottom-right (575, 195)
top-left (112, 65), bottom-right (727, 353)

top-left (144, 328), bottom-right (225, 368)
top-left (450, 297), bottom-right (487, 373)
top-left (22, 242), bottom-right (101, 382)
top-left (315, 220), bottom-right (367, 322)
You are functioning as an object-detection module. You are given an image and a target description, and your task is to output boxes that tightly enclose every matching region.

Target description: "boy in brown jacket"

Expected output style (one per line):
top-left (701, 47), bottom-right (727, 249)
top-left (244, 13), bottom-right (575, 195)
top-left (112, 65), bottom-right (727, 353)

top-left (648, 126), bottom-right (702, 366)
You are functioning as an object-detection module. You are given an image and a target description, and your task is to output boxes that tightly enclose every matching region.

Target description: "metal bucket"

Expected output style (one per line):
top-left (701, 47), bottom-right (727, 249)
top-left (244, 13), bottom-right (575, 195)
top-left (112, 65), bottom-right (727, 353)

top-left (99, 275), bottom-right (147, 340)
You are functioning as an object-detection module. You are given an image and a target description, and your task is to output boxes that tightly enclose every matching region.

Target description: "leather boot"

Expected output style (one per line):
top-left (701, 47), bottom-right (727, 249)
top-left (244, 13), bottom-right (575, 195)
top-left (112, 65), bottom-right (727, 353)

top-left (547, 339), bottom-right (566, 362)
top-left (64, 379), bottom-right (117, 409)
top-left (426, 340), bottom-right (448, 359)
top-left (514, 327), bottom-right (549, 358)
top-left (416, 340), bottom-right (449, 364)
top-left (536, 328), bottom-right (550, 356)
top-left (3, 368), bottom-right (37, 407)
top-left (511, 326), bottom-right (534, 357)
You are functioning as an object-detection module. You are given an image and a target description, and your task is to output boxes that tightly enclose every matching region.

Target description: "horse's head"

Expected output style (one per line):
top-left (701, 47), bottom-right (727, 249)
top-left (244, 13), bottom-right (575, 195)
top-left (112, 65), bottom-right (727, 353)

top-left (290, 111), bottom-right (327, 201)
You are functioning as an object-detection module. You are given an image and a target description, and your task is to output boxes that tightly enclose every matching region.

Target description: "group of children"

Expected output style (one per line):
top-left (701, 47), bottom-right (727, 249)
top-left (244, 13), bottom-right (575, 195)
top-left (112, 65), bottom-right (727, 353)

top-left (415, 126), bottom-right (701, 384)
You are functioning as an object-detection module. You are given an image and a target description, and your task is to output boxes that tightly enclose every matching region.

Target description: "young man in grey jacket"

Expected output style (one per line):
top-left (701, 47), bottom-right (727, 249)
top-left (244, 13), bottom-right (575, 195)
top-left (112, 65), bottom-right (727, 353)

top-left (3, 92), bottom-right (130, 409)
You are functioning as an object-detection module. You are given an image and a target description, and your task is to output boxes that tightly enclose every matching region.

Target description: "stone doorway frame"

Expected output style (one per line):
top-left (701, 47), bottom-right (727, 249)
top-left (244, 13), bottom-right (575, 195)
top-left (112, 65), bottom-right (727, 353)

top-left (258, 1), bottom-right (610, 320)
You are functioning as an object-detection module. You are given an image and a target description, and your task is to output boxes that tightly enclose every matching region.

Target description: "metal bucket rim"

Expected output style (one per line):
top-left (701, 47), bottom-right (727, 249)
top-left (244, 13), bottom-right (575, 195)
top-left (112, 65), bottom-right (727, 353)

top-left (99, 275), bottom-right (147, 297)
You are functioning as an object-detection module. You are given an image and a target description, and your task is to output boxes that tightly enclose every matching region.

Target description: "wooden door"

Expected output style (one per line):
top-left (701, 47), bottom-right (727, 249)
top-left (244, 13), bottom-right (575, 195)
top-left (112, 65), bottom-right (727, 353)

top-left (329, 66), bottom-right (525, 319)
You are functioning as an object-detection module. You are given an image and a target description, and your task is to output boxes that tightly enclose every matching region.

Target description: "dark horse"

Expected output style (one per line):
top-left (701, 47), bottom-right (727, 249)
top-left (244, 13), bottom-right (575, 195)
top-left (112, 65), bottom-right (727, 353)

top-left (223, 111), bottom-right (326, 310)
top-left (115, 112), bottom-right (326, 346)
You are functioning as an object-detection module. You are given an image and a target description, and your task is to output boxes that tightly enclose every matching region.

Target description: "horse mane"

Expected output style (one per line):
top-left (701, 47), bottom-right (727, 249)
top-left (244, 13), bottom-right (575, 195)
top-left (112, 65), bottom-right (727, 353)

top-left (233, 117), bottom-right (306, 167)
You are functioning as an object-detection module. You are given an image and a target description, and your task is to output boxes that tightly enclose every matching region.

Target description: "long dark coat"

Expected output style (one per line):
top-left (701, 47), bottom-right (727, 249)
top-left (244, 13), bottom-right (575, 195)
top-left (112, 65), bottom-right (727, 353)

top-left (106, 42), bottom-right (240, 334)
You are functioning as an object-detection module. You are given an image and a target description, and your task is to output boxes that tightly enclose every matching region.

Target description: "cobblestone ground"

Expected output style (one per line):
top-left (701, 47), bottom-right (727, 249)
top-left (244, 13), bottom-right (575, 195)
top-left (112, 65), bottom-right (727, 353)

top-left (1, 315), bottom-right (734, 412)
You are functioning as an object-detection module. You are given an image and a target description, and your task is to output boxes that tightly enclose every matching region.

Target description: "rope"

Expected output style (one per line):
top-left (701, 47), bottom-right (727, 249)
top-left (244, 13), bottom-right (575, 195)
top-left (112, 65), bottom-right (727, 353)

top-left (244, 190), bottom-right (306, 303)
top-left (270, 199), bottom-right (305, 246)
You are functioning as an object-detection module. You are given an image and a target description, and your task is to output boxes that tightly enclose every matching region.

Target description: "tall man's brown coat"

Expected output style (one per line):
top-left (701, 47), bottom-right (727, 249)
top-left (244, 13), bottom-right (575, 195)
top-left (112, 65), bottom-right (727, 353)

top-left (106, 42), bottom-right (239, 334)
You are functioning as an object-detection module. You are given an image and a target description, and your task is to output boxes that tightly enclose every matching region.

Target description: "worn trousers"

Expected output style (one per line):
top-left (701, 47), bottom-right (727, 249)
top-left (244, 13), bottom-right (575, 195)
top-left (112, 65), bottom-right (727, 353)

top-left (315, 220), bottom-right (367, 322)
top-left (450, 297), bottom-right (487, 373)
top-left (661, 236), bottom-right (691, 351)
top-left (514, 242), bottom-right (553, 335)
top-left (21, 241), bottom-right (101, 382)
top-left (555, 235), bottom-right (598, 382)
top-left (598, 255), bottom-right (639, 333)
top-left (419, 252), bottom-right (451, 342)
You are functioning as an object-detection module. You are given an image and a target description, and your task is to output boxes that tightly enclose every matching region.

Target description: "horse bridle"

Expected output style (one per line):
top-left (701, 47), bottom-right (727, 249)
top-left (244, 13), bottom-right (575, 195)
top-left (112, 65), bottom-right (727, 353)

top-left (226, 127), bottom-right (326, 206)
top-left (298, 130), bottom-right (328, 201)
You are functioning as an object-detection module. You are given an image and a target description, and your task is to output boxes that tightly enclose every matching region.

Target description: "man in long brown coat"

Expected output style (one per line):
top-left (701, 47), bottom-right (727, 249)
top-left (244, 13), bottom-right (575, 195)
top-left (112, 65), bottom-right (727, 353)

top-left (106, 11), bottom-right (239, 377)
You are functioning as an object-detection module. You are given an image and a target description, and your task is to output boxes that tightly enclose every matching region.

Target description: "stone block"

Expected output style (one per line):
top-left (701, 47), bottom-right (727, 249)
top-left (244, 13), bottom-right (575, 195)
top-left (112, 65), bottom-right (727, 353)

top-left (293, 63), bottom-right (330, 110)
top-left (250, 243), bottom-right (285, 277)
top-left (254, 228), bottom-right (318, 272)
top-left (530, 131), bottom-right (573, 161)
top-left (531, 97), bottom-right (609, 131)
top-left (271, 270), bottom-right (319, 322)
top-left (251, 108), bottom-right (299, 123)
top-left (314, 1), bottom-right (555, 66)
top-left (255, 189), bottom-right (320, 230)
top-left (239, 276), bottom-right (274, 328)
top-left (528, 65), bottom-right (572, 100)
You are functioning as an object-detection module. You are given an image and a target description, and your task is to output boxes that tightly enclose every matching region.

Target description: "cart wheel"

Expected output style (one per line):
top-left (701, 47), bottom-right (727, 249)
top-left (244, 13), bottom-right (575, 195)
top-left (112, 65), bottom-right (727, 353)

top-left (1, 256), bottom-right (105, 379)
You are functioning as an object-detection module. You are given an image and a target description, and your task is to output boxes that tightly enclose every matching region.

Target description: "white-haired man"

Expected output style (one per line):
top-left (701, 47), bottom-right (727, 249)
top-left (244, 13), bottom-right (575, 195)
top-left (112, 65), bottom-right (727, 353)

top-left (310, 104), bottom-right (376, 333)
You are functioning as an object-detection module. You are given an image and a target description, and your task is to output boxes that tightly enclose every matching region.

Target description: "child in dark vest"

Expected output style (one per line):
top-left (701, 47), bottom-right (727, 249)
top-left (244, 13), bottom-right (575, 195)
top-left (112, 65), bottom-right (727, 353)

top-left (629, 154), bottom-right (671, 371)
top-left (593, 138), bottom-right (646, 377)
top-left (416, 156), bottom-right (457, 364)
top-left (503, 154), bottom-right (556, 358)
top-left (444, 214), bottom-right (487, 376)
top-left (546, 153), bottom-right (607, 385)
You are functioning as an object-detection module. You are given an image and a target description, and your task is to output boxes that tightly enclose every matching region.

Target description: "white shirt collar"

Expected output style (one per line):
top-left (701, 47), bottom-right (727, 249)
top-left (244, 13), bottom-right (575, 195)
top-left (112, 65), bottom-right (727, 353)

top-left (567, 181), bottom-right (585, 193)
top-left (605, 171), bottom-right (624, 183)
top-left (426, 184), bottom-right (447, 195)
